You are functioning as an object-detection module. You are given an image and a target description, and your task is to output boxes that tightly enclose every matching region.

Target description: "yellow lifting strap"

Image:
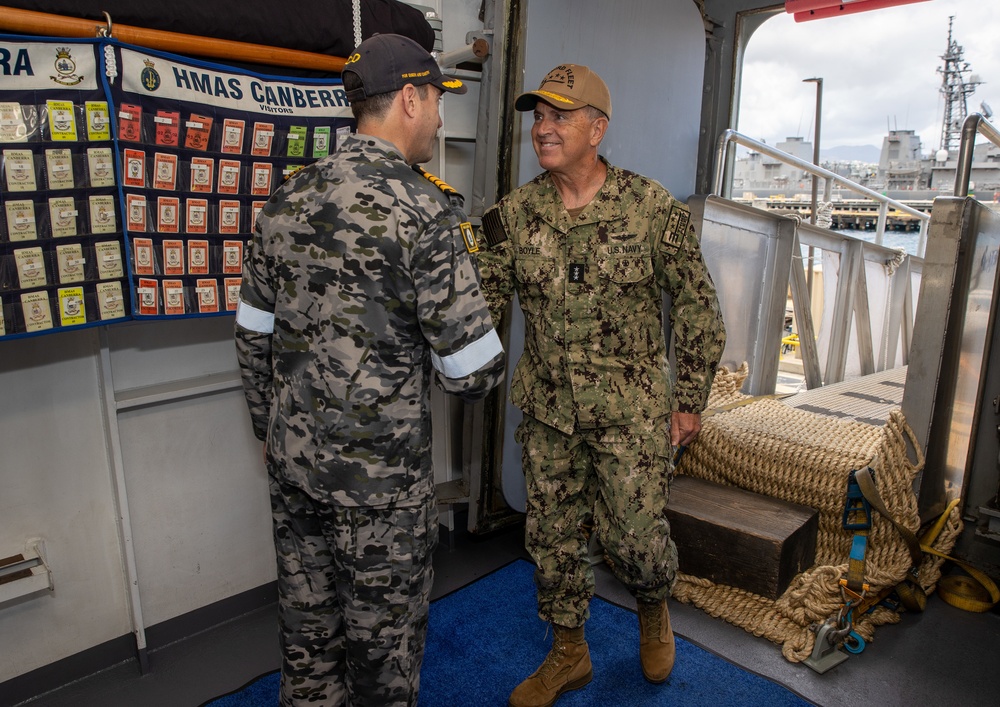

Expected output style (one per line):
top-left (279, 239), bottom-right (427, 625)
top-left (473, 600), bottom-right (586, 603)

top-left (850, 492), bottom-right (1000, 614)
top-left (851, 467), bottom-right (1000, 613)
top-left (853, 467), bottom-right (926, 611)
top-left (919, 498), bottom-right (1000, 613)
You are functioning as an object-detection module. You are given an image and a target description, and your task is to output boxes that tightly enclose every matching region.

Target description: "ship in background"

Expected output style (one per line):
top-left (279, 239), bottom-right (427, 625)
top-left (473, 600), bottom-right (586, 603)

top-left (734, 15), bottom-right (1000, 234)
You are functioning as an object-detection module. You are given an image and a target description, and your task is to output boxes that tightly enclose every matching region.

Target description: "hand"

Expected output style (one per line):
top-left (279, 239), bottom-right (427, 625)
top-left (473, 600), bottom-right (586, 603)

top-left (671, 411), bottom-right (702, 449)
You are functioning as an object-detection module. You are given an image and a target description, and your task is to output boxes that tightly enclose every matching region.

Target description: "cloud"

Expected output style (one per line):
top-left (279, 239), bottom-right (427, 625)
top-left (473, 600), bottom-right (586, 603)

top-left (738, 0), bottom-right (997, 156)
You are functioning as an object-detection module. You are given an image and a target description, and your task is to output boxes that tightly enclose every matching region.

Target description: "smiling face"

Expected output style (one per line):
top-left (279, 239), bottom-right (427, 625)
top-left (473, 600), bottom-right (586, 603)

top-left (530, 101), bottom-right (605, 176)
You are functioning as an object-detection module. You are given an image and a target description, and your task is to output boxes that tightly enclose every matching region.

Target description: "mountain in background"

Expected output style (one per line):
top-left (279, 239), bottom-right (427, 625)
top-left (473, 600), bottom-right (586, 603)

top-left (821, 144), bottom-right (881, 163)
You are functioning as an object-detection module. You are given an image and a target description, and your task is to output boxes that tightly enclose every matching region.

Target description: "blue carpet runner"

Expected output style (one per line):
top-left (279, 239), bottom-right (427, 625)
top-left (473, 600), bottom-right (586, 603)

top-left (206, 559), bottom-right (811, 706)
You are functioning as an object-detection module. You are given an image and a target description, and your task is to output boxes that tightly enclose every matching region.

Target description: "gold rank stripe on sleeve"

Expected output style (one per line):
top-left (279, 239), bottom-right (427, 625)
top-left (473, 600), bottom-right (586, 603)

top-left (413, 165), bottom-right (465, 209)
top-left (413, 165), bottom-right (457, 194)
top-left (411, 166), bottom-right (476, 251)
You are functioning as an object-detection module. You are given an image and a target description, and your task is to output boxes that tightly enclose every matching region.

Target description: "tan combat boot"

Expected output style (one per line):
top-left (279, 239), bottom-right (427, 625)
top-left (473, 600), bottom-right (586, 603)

top-left (637, 599), bottom-right (675, 683)
top-left (508, 624), bottom-right (593, 707)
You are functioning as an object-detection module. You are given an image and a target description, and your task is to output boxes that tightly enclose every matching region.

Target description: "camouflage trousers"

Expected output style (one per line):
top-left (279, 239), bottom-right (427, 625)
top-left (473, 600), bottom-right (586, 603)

top-left (516, 414), bottom-right (678, 629)
top-left (269, 474), bottom-right (438, 707)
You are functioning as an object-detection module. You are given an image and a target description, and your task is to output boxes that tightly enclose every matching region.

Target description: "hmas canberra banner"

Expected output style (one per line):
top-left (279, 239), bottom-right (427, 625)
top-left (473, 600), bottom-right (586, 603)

top-left (105, 43), bottom-right (354, 321)
top-left (117, 46), bottom-right (352, 119)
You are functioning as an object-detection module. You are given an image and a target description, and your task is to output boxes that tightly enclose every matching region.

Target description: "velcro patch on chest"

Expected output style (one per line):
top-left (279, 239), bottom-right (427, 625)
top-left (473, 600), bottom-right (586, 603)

top-left (665, 204), bottom-right (690, 253)
top-left (481, 207), bottom-right (509, 248)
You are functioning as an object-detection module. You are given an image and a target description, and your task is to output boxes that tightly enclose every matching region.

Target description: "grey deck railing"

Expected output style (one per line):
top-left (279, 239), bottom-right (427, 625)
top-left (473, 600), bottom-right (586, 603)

top-left (954, 113), bottom-right (1000, 197)
top-left (712, 129), bottom-right (930, 256)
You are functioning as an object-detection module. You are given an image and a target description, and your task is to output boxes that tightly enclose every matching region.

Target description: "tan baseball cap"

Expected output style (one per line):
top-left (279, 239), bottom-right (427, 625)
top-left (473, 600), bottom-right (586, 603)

top-left (514, 64), bottom-right (611, 119)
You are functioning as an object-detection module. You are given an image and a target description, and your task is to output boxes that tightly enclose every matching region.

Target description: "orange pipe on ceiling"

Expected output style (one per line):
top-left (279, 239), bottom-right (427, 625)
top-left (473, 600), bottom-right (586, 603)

top-left (0, 5), bottom-right (347, 73)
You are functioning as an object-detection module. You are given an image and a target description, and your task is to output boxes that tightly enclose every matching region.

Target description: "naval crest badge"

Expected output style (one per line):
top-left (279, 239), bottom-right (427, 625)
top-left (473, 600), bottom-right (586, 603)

top-left (50, 47), bottom-right (84, 86)
top-left (140, 58), bottom-right (161, 92)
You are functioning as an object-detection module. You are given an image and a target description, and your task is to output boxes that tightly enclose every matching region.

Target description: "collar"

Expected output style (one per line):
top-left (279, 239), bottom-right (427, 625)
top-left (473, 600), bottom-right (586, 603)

top-left (535, 157), bottom-right (623, 232)
top-left (343, 133), bottom-right (407, 164)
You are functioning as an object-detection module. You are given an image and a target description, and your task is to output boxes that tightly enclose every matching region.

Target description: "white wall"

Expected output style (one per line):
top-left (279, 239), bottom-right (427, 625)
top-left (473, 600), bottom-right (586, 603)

top-left (108, 319), bottom-right (274, 628)
top-left (0, 318), bottom-right (275, 682)
top-left (517, 0), bottom-right (705, 199)
top-left (0, 330), bottom-right (132, 678)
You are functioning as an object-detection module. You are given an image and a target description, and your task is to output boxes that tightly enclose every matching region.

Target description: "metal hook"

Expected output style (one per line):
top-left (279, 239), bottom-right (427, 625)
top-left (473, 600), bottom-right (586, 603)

top-left (843, 630), bottom-right (867, 654)
top-left (827, 618), bottom-right (854, 645)
top-left (96, 11), bottom-right (113, 38)
top-left (827, 601), bottom-right (855, 644)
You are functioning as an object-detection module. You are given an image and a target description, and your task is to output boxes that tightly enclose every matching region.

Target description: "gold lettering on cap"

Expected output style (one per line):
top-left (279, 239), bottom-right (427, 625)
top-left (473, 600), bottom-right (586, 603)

top-left (542, 66), bottom-right (573, 88)
top-left (535, 90), bottom-right (574, 105)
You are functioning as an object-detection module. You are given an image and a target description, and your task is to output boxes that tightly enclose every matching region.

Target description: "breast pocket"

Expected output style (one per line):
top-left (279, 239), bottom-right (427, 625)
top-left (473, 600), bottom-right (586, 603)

top-left (514, 256), bottom-right (556, 315)
top-left (596, 254), bottom-right (654, 287)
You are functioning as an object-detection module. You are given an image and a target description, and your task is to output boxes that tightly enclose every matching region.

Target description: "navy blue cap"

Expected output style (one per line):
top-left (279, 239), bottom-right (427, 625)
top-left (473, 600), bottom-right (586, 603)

top-left (342, 34), bottom-right (467, 101)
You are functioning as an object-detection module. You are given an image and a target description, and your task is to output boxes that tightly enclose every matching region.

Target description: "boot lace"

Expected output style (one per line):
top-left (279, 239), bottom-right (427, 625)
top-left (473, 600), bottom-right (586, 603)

top-left (536, 638), bottom-right (570, 680)
top-left (640, 603), bottom-right (662, 637)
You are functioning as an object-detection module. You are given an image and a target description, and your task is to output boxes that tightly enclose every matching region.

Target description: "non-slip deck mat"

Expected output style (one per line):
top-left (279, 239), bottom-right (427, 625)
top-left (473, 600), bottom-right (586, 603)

top-left (205, 559), bottom-right (811, 706)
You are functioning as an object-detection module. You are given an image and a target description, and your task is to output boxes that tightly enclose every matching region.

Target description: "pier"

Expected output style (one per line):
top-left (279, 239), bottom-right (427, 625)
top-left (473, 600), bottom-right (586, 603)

top-left (735, 196), bottom-right (935, 232)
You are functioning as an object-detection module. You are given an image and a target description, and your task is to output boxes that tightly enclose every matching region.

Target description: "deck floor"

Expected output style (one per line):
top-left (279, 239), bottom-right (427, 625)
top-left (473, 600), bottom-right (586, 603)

top-left (14, 516), bottom-right (1000, 707)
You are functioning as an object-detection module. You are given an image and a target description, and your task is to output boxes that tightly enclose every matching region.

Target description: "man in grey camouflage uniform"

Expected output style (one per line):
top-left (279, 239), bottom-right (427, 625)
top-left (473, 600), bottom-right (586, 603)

top-left (235, 34), bottom-right (504, 707)
top-left (476, 64), bottom-right (726, 707)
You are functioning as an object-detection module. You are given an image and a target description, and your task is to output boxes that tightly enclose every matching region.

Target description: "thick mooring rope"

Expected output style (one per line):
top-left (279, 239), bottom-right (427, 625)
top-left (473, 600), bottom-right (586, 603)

top-left (673, 364), bottom-right (963, 661)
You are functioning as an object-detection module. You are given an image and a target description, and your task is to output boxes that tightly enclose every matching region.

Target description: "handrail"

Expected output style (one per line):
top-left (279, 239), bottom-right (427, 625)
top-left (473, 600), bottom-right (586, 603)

top-left (955, 113), bottom-right (1000, 197)
top-left (713, 129), bottom-right (930, 254)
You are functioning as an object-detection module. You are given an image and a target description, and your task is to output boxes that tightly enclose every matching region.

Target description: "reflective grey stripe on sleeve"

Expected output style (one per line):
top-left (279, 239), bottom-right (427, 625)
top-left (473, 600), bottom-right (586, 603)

top-left (235, 299), bottom-right (275, 334)
top-left (431, 328), bottom-right (503, 378)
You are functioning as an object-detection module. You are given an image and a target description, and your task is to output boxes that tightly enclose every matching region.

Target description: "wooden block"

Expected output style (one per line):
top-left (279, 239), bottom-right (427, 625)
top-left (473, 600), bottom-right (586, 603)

top-left (666, 475), bottom-right (819, 599)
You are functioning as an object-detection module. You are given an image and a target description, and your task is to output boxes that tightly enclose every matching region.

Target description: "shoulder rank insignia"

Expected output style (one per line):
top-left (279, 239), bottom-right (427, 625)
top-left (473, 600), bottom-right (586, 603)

top-left (480, 207), bottom-right (509, 248)
top-left (413, 165), bottom-right (465, 209)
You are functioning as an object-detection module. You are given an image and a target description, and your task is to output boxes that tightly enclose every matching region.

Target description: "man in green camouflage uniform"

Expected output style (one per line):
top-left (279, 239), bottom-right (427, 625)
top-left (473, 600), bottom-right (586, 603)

top-left (476, 65), bottom-right (726, 707)
top-left (235, 34), bottom-right (504, 707)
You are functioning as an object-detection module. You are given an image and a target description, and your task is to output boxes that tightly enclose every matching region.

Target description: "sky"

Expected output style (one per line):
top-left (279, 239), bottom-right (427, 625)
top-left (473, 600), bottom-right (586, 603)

top-left (737, 0), bottom-right (999, 158)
